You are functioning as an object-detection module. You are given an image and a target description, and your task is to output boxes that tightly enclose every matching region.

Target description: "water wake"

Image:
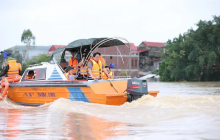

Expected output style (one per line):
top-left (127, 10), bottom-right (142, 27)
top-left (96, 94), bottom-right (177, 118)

top-left (47, 95), bottom-right (220, 124)
top-left (123, 95), bottom-right (220, 110)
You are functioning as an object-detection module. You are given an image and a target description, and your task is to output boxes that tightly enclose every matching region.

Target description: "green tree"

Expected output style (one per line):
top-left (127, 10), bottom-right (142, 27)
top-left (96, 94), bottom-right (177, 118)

top-left (27, 54), bottom-right (51, 65)
top-left (21, 29), bottom-right (35, 62)
top-left (160, 16), bottom-right (220, 81)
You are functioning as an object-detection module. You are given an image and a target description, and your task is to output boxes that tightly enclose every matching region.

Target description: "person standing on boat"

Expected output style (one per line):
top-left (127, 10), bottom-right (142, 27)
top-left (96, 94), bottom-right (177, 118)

top-left (88, 52), bottom-right (111, 79)
top-left (69, 51), bottom-right (84, 75)
top-left (79, 51), bottom-right (89, 78)
top-left (0, 57), bottom-right (21, 78)
top-left (64, 66), bottom-right (75, 80)
top-left (101, 66), bottom-right (114, 79)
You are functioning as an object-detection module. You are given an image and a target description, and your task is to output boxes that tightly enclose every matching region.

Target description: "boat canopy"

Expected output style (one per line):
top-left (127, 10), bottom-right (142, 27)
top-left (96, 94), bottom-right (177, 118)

top-left (52, 47), bottom-right (65, 56)
top-left (65, 38), bottom-right (125, 51)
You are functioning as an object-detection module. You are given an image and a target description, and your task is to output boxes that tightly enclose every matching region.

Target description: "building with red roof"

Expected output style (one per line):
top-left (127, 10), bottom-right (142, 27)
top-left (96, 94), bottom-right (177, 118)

top-left (48, 45), bottom-right (66, 53)
top-left (142, 41), bottom-right (164, 47)
top-left (96, 43), bottom-right (139, 78)
top-left (137, 41), bottom-right (165, 73)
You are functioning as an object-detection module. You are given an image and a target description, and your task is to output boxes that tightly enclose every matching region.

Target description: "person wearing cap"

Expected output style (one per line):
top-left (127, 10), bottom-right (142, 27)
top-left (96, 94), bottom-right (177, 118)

top-left (64, 66), bottom-right (75, 80)
top-left (69, 51), bottom-right (84, 75)
top-left (88, 52), bottom-right (111, 79)
top-left (0, 57), bottom-right (21, 77)
top-left (69, 51), bottom-right (79, 74)
top-left (101, 66), bottom-right (114, 79)
top-left (32, 60), bottom-right (37, 65)
top-left (79, 52), bottom-right (88, 78)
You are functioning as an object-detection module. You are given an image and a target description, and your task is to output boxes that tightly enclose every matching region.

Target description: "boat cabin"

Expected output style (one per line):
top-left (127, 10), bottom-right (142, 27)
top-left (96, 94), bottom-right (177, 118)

top-left (21, 37), bottom-right (132, 82)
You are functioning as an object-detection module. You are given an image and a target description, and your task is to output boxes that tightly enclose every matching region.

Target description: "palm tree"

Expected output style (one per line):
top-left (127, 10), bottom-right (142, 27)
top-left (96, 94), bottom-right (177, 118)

top-left (21, 29), bottom-right (35, 62)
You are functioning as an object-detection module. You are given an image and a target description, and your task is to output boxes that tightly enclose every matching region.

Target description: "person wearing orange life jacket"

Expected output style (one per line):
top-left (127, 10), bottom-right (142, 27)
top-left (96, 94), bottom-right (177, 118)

top-left (0, 57), bottom-right (21, 78)
top-left (64, 66), bottom-right (75, 80)
top-left (26, 70), bottom-right (35, 79)
top-left (88, 52), bottom-right (111, 79)
top-left (79, 52), bottom-right (89, 78)
top-left (101, 66), bottom-right (114, 79)
top-left (69, 51), bottom-right (83, 75)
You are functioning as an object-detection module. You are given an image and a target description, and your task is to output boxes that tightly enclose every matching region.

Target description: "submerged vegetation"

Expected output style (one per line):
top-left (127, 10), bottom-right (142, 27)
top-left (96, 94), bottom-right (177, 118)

top-left (159, 16), bottom-right (220, 81)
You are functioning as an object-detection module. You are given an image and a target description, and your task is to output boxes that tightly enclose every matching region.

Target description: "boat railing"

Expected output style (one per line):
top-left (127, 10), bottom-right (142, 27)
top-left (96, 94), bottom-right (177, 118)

top-left (115, 76), bottom-right (131, 79)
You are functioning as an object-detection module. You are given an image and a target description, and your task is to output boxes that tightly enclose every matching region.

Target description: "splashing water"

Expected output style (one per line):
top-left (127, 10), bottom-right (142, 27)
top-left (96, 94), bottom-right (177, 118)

top-left (0, 82), bottom-right (220, 139)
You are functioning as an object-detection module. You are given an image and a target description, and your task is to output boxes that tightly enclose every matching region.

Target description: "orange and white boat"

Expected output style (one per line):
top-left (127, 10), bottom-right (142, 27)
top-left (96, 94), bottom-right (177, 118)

top-left (0, 37), bottom-right (159, 106)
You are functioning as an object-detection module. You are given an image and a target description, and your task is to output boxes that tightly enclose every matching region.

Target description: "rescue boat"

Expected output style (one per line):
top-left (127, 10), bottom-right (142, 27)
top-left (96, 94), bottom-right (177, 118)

top-left (0, 37), bottom-right (159, 106)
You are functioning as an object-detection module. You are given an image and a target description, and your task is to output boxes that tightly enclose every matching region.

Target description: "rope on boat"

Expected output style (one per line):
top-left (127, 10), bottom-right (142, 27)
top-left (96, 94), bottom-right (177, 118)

top-left (105, 79), bottom-right (118, 93)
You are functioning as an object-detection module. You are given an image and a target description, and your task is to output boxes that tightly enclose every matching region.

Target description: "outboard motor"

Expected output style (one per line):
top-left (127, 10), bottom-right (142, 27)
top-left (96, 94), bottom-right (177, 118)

top-left (126, 78), bottom-right (148, 102)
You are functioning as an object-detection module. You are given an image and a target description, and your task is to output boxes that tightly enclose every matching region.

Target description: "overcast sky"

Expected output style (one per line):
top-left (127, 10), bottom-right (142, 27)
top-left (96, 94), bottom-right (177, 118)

top-left (0, 0), bottom-right (220, 50)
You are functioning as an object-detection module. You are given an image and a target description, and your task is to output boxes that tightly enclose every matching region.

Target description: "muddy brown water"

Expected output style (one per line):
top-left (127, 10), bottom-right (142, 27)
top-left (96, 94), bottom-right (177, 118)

top-left (0, 82), bottom-right (220, 140)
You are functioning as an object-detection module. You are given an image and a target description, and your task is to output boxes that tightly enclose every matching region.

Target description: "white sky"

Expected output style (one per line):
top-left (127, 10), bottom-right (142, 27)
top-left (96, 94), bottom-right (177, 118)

top-left (0, 0), bottom-right (220, 50)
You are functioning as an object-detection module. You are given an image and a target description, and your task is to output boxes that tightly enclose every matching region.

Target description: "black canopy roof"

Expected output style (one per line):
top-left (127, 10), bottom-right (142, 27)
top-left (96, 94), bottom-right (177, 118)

top-left (52, 47), bottom-right (65, 56)
top-left (65, 38), bottom-right (125, 51)
top-left (52, 38), bottom-right (126, 56)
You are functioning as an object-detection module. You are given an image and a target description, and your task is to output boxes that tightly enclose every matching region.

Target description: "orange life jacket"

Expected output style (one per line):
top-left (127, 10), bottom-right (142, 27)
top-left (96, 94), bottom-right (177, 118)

top-left (102, 71), bottom-right (113, 79)
top-left (26, 75), bottom-right (35, 79)
top-left (80, 65), bottom-right (88, 76)
top-left (100, 56), bottom-right (106, 67)
top-left (90, 58), bottom-right (103, 79)
top-left (7, 60), bottom-right (20, 77)
top-left (69, 57), bottom-right (78, 74)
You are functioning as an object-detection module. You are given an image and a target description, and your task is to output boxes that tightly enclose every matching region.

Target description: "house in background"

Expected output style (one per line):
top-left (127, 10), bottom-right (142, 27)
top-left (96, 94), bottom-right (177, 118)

top-left (96, 43), bottom-right (139, 78)
top-left (137, 41), bottom-right (165, 72)
top-left (48, 45), bottom-right (66, 54)
top-left (12, 45), bottom-right (51, 58)
top-left (8, 45), bottom-right (51, 64)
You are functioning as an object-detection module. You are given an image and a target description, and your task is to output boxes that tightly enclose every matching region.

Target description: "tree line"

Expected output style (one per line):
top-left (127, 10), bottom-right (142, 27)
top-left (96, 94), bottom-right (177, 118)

top-left (159, 16), bottom-right (220, 81)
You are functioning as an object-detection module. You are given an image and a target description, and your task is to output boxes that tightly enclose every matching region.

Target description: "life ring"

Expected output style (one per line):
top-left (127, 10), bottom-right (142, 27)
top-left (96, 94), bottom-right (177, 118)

top-left (0, 82), bottom-right (9, 100)
top-left (6, 75), bottom-right (21, 83)
top-left (0, 75), bottom-right (21, 100)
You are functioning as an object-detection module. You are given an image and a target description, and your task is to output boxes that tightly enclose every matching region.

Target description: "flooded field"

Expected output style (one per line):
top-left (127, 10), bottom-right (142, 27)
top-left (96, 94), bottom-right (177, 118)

top-left (0, 82), bottom-right (220, 140)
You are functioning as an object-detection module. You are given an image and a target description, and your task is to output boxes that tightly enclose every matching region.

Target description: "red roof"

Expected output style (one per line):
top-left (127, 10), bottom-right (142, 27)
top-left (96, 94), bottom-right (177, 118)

top-left (132, 49), bottom-right (148, 53)
top-left (150, 58), bottom-right (160, 61)
top-left (143, 41), bottom-right (164, 47)
top-left (125, 43), bottom-right (137, 50)
top-left (49, 45), bottom-right (66, 52)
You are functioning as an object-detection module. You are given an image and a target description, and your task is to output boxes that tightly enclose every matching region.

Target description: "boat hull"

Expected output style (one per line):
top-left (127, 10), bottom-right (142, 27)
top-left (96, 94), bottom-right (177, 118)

top-left (6, 80), bottom-right (128, 106)
top-left (4, 80), bottom-right (159, 106)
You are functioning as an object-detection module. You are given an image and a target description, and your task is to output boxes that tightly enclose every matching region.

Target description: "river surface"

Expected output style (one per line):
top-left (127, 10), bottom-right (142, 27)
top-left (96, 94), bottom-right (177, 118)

top-left (0, 82), bottom-right (220, 140)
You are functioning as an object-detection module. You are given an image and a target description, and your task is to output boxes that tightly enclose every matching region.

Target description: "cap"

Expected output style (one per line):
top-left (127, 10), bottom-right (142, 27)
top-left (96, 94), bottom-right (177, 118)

top-left (32, 60), bottom-right (37, 64)
top-left (7, 57), bottom-right (14, 61)
top-left (109, 63), bottom-right (115, 68)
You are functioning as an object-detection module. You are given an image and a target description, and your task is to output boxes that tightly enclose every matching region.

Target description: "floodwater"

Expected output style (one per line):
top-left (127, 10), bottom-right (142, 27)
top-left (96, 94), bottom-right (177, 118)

top-left (0, 82), bottom-right (220, 140)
